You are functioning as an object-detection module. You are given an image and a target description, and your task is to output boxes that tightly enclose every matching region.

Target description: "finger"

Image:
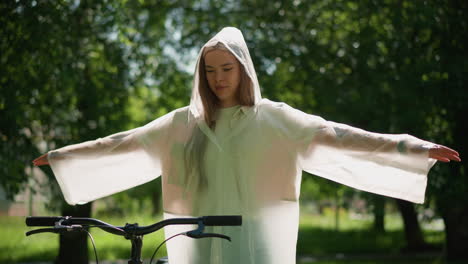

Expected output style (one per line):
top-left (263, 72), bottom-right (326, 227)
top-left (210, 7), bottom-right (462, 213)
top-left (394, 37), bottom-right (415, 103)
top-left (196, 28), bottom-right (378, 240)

top-left (436, 151), bottom-right (461, 162)
top-left (33, 154), bottom-right (45, 163)
top-left (438, 145), bottom-right (459, 156)
top-left (431, 147), bottom-right (460, 159)
top-left (431, 155), bottom-right (450, 162)
top-left (441, 149), bottom-right (460, 158)
top-left (443, 152), bottom-right (461, 161)
top-left (33, 159), bottom-right (49, 166)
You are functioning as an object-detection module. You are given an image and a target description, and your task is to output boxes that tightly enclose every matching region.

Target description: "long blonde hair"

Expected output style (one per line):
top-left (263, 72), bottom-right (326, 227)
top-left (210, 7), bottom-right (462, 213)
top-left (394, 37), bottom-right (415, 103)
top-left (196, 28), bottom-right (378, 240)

top-left (184, 42), bottom-right (255, 192)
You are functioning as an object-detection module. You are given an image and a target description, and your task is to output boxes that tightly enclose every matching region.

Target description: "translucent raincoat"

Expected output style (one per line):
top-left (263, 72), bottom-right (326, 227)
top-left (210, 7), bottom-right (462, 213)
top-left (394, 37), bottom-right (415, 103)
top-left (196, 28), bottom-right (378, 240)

top-left (48, 27), bottom-right (437, 264)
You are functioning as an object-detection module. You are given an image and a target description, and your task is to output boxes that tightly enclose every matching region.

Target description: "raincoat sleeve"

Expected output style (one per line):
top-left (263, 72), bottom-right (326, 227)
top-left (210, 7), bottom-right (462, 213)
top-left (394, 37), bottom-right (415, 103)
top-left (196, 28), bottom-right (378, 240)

top-left (269, 101), bottom-right (436, 203)
top-left (48, 111), bottom-right (175, 205)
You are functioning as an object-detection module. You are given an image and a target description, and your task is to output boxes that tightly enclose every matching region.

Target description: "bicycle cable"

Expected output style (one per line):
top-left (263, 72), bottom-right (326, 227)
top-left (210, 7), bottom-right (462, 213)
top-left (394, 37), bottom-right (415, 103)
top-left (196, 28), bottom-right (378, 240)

top-left (85, 224), bottom-right (125, 233)
top-left (149, 233), bottom-right (185, 264)
top-left (83, 229), bottom-right (99, 264)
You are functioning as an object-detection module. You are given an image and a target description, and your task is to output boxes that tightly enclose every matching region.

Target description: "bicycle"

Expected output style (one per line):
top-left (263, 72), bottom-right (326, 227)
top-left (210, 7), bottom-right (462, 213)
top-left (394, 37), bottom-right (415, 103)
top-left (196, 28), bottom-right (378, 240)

top-left (26, 215), bottom-right (242, 264)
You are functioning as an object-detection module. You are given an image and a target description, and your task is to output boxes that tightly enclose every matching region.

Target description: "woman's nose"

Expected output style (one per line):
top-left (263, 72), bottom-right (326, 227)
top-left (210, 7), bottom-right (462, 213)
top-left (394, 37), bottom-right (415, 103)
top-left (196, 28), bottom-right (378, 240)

top-left (215, 71), bottom-right (224, 82)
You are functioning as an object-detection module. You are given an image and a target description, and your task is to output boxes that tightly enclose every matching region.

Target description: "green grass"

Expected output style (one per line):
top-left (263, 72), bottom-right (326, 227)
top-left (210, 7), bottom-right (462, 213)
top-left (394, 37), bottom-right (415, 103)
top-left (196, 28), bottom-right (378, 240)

top-left (1, 215), bottom-right (58, 262)
top-left (297, 208), bottom-right (449, 264)
top-left (300, 261), bottom-right (453, 264)
top-left (299, 209), bottom-right (410, 255)
top-left (0, 209), bottom-right (451, 263)
top-left (1, 214), bottom-right (167, 263)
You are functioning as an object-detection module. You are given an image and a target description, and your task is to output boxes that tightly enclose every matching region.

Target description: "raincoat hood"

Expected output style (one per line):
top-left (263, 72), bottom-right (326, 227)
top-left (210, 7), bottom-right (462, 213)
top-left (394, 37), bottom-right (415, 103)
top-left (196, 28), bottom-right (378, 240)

top-left (189, 27), bottom-right (262, 120)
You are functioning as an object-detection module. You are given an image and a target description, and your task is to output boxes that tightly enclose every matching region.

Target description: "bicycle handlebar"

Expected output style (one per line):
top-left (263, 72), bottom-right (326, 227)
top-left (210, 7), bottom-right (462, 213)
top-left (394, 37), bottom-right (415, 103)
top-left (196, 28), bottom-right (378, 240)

top-left (26, 215), bottom-right (242, 264)
top-left (26, 215), bottom-right (242, 237)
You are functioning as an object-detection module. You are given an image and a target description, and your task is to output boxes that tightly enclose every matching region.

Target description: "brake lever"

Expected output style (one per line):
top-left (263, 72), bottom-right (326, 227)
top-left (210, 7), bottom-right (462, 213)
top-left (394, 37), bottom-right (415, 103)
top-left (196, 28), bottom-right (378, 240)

top-left (183, 219), bottom-right (232, 241)
top-left (185, 231), bottom-right (231, 242)
top-left (26, 225), bottom-right (84, 236)
top-left (26, 228), bottom-right (60, 236)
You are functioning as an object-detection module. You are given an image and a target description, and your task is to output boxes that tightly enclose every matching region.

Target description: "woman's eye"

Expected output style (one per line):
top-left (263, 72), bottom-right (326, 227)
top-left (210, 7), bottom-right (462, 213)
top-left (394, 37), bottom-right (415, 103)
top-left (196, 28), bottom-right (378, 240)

top-left (223, 68), bottom-right (233, 72)
top-left (206, 70), bottom-right (214, 73)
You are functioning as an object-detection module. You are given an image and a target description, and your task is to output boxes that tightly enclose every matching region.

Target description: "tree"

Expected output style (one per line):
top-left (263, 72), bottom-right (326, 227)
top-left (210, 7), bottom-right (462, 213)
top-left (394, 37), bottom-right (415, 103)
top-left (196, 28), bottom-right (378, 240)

top-left (0, 0), bottom-right (173, 262)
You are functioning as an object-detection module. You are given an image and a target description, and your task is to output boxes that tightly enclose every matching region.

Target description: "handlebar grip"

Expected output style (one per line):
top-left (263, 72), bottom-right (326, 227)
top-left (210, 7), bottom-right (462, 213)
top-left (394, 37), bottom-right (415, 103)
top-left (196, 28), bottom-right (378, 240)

top-left (26, 216), bottom-right (64, 226)
top-left (202, 215), bottom-right (242, 226)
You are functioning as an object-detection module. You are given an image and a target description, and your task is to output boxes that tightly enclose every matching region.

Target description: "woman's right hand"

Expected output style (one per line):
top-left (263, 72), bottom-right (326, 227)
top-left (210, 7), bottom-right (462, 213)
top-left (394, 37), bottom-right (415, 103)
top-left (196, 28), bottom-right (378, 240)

top-left (33, 153), bottom-right (49, 166)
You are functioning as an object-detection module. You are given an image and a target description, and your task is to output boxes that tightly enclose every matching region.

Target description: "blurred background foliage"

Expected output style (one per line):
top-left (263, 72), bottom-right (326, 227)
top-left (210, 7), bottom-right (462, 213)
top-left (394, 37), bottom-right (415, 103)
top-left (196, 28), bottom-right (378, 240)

top-left (1, 0), bottom-right (467, 263)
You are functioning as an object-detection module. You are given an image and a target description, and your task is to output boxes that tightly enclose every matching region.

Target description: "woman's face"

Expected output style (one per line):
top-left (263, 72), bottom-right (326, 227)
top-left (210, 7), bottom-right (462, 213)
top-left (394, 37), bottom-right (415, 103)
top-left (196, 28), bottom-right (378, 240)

top-left (204, 49), bottom-right (241, 108)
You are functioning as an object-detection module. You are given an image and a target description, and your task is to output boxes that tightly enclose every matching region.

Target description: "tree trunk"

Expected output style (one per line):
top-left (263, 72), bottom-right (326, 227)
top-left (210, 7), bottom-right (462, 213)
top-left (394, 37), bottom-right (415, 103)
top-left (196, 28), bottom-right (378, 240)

top-left (334, 192), bottom-right (340, 231)
top-left (395, 199), bottom-right (432, 252)
top-left (440, 204), bottom-right (468, 261)
top-left (434, 115), bottom-right (468, 261)
top-left (373, 196), bottom-right (385, 233)
top-left (151, 180), bottom-right (162, 215)
top-left (56, 203), bottom-right (92, 264)
top-left (438, 106), bottom-right (468, 261)
top-left (151, 192), bottom-right (162, 215)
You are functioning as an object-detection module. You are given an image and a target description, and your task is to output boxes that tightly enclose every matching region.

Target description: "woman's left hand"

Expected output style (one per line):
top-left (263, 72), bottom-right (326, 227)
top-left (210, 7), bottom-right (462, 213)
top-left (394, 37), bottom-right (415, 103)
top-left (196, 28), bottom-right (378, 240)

top-left (429, 145), bottom-right (461, 162)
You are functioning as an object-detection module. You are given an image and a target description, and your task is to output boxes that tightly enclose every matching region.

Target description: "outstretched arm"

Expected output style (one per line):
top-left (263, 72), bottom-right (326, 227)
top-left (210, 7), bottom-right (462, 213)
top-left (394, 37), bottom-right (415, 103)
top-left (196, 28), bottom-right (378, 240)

top-left (264, 100), bottom-right (460, 204)
top-left (32, 129), bottom-right (141, 167)
top-left (302, 121), bottom-right (460, 204)
top-left (31, 110), bottom-right (175, 205)
top-left (313, 120), bottom-right (461, 163)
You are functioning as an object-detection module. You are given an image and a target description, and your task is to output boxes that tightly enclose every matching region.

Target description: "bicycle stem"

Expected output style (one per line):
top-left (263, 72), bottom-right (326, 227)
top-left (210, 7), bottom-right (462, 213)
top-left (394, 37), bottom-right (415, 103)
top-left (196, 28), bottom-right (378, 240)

top-left (124, 223), bottom-right (144, 264)
top-left (129, 235), bottom-right (143, 264)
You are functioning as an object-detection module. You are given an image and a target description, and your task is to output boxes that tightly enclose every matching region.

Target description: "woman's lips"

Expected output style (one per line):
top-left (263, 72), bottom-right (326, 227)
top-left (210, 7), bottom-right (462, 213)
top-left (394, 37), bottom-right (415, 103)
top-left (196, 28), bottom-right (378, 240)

top-left (216, 85), bottom-right (228, 91)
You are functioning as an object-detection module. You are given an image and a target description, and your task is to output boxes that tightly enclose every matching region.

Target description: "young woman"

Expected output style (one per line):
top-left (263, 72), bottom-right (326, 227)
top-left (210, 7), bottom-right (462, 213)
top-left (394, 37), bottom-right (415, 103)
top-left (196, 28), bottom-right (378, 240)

top-left (34, 27), bottom-right (460, 264)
